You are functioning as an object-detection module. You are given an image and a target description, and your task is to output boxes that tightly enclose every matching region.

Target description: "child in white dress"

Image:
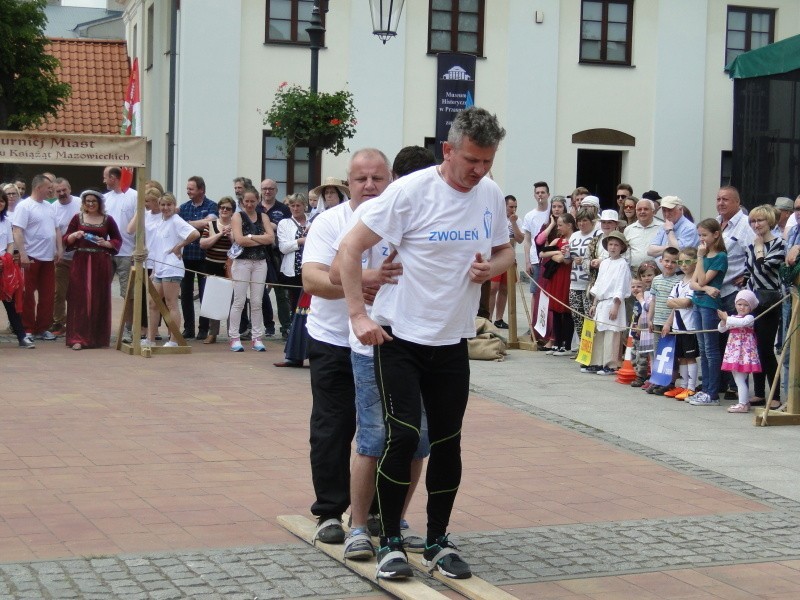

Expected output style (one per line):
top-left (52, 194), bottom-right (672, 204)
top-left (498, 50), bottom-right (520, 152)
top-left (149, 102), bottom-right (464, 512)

top-left (588, 231), bottom-right (631, 375)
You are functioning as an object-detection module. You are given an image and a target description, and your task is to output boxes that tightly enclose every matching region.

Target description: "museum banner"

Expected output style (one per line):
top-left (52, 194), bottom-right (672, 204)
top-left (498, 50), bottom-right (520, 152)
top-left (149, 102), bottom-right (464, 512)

top-left (0, 131), bottom-right (146, 167)
top-left (434, 52), bottom-right (476, 161)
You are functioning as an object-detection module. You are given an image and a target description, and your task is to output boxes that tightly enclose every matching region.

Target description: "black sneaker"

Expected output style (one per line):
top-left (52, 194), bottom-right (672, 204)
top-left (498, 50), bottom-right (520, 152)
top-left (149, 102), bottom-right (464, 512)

top-left (264, 325), bottom-right (276, 337)
top-left (422, 534), bottom-right (471, 579)
top-left (493, 319), bottom-right (509, 329)
top-left (367, 513), bottom-right (381, 537)
top-left (376, 537), bottom-right (412, 579)
top-left (314, 516), bottom-right (345, 544)
top-left (181, 330), bottom-right (195, 339)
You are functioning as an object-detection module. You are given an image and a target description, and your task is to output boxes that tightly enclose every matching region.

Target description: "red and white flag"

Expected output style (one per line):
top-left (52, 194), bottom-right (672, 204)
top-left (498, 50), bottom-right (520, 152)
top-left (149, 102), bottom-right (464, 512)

top-left (119, 57), bottom-right (141, 192)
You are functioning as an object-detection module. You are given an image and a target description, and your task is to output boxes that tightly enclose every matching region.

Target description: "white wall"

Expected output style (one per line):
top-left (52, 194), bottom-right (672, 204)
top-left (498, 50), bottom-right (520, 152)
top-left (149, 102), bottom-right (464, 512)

top-left (504, 0), bottom-right (560, 215)
top-left (651, 0), bottom-right (708, 217)
top-left (174, 0), bottom-right (242, 201)
top-left (119, 0), bottom-right (800, 216)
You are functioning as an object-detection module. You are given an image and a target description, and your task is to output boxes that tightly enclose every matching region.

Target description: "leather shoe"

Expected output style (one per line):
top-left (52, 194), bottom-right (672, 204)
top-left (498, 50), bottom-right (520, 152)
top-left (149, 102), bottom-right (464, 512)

top-left (197, 330), bottom-right (208, 340)
top-left (181, 330), bottom-right (195, 339)
top-left (203, 335), bottom-right (217, 345)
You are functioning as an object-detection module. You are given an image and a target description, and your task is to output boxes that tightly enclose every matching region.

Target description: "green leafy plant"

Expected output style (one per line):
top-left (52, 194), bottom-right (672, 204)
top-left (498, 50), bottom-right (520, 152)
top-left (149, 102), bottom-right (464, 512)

top-left (263, 82), bottom-right (357, 156)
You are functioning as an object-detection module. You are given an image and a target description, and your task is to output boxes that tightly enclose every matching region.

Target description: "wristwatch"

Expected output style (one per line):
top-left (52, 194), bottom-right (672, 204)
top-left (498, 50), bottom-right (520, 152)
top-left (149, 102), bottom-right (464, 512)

top-left (247, 234), bottom-right (253, 239)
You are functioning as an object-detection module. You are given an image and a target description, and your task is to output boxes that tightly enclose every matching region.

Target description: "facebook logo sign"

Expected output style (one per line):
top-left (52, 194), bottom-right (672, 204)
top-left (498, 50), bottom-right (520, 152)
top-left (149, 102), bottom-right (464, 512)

top-left (649, 335), bottom-right (676, 387)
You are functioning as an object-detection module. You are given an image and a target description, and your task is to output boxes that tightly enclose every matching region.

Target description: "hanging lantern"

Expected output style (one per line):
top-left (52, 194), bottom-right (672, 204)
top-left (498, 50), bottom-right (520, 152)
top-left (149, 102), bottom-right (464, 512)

top-left (369, 0), bottom-right (405, 44)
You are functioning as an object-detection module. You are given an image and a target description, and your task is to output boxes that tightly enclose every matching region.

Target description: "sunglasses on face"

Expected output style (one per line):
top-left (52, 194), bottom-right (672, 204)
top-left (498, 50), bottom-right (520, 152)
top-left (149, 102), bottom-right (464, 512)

top-left (616, 194), bottom-right (629, 199)
top-left (676, 259), bottom-right (696, 266)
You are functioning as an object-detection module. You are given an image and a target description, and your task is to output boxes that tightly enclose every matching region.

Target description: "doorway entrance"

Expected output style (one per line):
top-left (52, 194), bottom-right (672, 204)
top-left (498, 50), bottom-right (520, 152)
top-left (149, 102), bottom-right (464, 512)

top-left (576, 149), bottom-right (623, 211)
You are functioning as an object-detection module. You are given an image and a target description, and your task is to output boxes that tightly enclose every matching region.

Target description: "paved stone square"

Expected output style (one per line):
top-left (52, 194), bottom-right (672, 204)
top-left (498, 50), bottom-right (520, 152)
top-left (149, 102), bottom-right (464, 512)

top-left (2, 294), bottom-right (800, 598)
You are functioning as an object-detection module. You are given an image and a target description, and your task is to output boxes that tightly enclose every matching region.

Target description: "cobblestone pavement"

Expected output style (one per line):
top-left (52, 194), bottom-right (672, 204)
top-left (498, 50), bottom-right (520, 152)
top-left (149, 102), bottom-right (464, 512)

top-left (2, 387), bottom-right (800, 598)
top-left (3, 313), bottom-right (800, 598)
top-left (3, 510), bottom-right (800, 598)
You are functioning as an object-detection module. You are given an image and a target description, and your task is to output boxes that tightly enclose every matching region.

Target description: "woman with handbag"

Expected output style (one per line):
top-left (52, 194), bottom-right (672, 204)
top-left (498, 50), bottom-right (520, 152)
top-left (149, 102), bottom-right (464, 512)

top-left (228, 188), bottom-right (274, 352)
top-left (199, 196), bottom-right (235, 344)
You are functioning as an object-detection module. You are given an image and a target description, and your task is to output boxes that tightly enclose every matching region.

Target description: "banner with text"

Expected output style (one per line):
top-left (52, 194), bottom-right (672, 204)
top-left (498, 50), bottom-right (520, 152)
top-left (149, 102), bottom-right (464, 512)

top-left (435, 53), bottom-right (476, 162)
top-left (0, 131), bottom-right (146, 167)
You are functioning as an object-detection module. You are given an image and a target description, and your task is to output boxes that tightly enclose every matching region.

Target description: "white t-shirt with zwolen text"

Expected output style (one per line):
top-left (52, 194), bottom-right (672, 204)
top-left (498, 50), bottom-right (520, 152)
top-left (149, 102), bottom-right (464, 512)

top-left (360, 166), bottom-right (509, 346)
top-left (333, 202), bottom-right (392, 357)
top-left (11, 198), bottom-right (58, 261)
top-left (302, 201), bottom-right (353, 348)
top-left (104, 188), bottom-right (137, 256)
top-left (520, 208), bottom-right (550, 265)
top-left (52, 197), bottom-right (80, 260)
top-left (150, 214), bottom-right (196, 279)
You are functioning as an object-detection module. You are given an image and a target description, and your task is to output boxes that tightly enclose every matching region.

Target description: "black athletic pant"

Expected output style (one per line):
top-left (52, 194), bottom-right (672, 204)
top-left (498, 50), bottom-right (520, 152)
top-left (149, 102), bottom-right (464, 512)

top-left (180, 259), bottom-right (209, 335)
top-left (753, 290), bottom-right (782, 400)
top-left (552, 311), bottom-right (574, 350)
top-left (308, 336), bottom-right (356, 518)
top-left (374, 330), bottom-right (469, 542)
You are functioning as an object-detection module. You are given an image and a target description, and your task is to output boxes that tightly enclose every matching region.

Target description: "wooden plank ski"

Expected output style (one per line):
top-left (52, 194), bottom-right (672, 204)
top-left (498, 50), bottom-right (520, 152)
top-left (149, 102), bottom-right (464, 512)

top-left (406, 552), bottom-right (518, 600)
top-left (339, 513), bottom-right (518, 600)
top-left (277, 515), bottom-right (447, 600)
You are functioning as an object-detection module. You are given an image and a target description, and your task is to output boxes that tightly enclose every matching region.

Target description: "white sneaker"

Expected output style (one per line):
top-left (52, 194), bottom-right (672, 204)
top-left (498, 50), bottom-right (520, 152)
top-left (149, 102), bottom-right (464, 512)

top-left (163, 340), bottom-right (178, 348)
top-left (121, 328), bottom-right (133, 343)
top-left (689, 391), bottom-right (720, 406)
top-left (140, 339), bottom-right (152, 348)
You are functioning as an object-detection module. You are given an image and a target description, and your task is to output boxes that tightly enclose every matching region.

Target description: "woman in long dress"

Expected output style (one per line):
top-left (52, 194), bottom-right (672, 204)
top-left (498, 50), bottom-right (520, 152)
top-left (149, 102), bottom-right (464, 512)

top-left (63, 190), bottom-right (122, 350)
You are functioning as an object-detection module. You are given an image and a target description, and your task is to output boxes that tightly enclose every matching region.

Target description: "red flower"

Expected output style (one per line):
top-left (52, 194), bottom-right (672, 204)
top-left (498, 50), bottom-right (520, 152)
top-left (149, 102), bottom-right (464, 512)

top-left (279, 82), bottom-right (288, 89)
top-left (329, 118), bottom-right (342, 126)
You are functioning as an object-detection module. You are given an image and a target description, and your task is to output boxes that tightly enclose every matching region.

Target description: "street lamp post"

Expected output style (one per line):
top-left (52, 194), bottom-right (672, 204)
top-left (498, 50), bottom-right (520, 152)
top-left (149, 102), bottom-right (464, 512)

top-left (305, 0), bottom-right (328, 189)
top-left (305, 0), bottom-right (405, 188)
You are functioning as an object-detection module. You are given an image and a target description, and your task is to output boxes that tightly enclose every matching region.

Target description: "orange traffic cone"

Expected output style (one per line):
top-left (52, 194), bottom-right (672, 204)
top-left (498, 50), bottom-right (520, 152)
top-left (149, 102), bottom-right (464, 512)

top-left (616, 322), bottom-right (636, 385)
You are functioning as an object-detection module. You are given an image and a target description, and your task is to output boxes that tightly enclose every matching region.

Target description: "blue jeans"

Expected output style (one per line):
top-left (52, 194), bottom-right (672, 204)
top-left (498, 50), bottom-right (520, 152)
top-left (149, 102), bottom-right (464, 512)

top-left (351, 350), bottom-right (429, 459)
top-left (696, 305), bottom-right (722, 399)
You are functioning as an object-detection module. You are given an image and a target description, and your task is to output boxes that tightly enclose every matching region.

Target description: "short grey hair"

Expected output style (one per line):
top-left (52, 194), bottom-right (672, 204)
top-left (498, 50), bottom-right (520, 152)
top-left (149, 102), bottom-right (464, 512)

top-left (346, 148), bottom-right (392, 178)
top-left (636, 198), bottom-right (655, 211)
top-left (447, 107), bottom-right (506, 149)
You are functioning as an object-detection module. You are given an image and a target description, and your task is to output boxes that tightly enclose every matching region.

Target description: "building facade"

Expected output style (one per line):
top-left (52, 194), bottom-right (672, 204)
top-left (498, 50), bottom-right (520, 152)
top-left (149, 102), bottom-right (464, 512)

top-left (118, 0), bottom-right (800, 216)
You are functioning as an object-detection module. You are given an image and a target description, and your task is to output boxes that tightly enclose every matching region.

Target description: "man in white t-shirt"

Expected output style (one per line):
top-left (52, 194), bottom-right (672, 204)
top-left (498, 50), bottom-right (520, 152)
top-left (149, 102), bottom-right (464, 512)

top-left (50, 178), bottom-right (81, 336)
top-left (338, 107), bottom-right (514, 580)
top-left (103, 166), bottom-right (138, 341)
top-left (11, 174), bottom-right (63, 340)
top-left (521, 181), bottom-right (552, 337)
top-left (329, 146), bottom-right (435, 563)
top-left (300, 149), bottom-right (393, 548)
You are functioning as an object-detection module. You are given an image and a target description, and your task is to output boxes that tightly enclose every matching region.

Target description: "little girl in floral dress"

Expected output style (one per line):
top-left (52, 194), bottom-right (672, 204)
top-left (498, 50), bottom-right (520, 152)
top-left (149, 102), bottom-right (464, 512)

top-left (718, 289), bottom-right (762, 413)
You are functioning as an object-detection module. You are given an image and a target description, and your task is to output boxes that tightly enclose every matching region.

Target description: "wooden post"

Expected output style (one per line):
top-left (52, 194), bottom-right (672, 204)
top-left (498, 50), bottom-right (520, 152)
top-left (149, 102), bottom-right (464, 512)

top-left (507, 264), bottom-right (519, 349)
top-left (116, 167), bottom-right (191, 356)
top-left (754, 283), bottom-right (800, 425)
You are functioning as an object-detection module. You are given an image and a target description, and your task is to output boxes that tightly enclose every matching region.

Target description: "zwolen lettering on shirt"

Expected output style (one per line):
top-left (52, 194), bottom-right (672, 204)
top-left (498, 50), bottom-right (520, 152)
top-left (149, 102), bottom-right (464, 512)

top-left (359, 166), bottom-right (508, 346)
